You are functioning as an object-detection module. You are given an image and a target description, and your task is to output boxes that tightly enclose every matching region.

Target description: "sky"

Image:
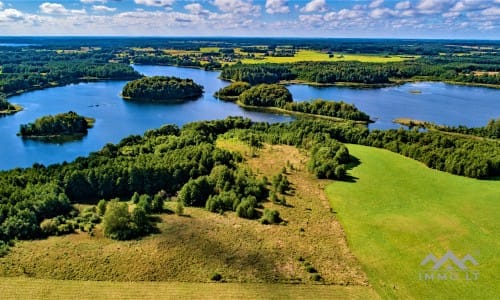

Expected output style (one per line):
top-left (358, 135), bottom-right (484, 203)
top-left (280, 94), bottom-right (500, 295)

top-left (0, 0), bottom-right (499, 39)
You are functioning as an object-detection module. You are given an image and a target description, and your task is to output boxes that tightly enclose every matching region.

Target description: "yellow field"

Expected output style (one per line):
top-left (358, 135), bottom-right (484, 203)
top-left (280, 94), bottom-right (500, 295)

top-left (241, 50), bottom-right (416, 64)
top-left (0, 277), bottom-right (377, 300)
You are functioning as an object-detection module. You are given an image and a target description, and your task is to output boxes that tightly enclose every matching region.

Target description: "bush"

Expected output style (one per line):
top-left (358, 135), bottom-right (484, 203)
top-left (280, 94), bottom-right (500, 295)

top-left (175, 201), bottom-right (184, 216)
top-left (235, 196), bottom-right (258, 219)
top-left (260, 208), bottom-right (281, 225)
top-left (97, 199), bottom-right (107, 216)
top-left (211, 272), bottom-right (223, 281)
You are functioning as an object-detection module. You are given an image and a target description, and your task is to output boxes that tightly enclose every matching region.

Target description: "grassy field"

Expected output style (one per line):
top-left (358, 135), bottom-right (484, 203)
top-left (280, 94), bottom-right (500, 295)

top-left (241, 50), bottom-right (415, 64)
top-left (0, 277), bottom-right (374, 300)
top-left (327, 144), bottom-right (500, 299)
top-left (0, 141), bottom-right (377, 298)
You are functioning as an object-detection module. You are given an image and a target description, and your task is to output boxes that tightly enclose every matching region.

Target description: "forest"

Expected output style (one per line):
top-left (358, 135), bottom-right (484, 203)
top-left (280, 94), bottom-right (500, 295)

top-left (220, 59), bottom-right (500, 86)
top-left (122, 76), bottom-right (204, 102)
top-left (0, 47), bottom-right (140, 98)
top-left (19, 111), bottom-right (93, 138)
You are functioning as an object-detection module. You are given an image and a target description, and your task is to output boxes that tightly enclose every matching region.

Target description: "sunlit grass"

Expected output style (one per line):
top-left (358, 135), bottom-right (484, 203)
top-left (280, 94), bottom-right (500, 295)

top-left (240, 50), bottom-right (416, 64)
top-left (327, 144), bottom-right (500, 299)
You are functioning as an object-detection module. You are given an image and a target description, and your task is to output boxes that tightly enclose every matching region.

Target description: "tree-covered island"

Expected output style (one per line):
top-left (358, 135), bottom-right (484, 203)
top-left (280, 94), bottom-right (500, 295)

top-left (216, 83), bottom-right (371, 122)
top-left (122, 76), bottom-right (204, 102)
top-left (19, 111), bottom-right (94, 139)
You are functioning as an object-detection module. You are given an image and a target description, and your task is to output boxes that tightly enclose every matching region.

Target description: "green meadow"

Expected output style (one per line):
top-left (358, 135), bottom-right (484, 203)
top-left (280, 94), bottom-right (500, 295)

top-left (241, 50), bottom-right (415, 64)
top-left (327, 144), bottom-right (499, 299)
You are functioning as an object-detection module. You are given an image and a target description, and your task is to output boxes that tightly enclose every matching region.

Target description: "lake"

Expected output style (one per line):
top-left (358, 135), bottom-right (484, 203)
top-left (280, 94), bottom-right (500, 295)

top-left (0, 65), bottom-right (499, 170)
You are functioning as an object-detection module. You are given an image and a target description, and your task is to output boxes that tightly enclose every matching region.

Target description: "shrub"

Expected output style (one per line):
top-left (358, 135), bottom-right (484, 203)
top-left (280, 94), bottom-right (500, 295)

top-left (175, 201), bottom-right (184, 216)
top-left (260, 208), bottom-right (281, 225)
top-left (211, 272), bottom-right (223, 281)
top-left (97, 199), bottom-right (107, 216)
top-left (236, 196), bottom-right (258, 219)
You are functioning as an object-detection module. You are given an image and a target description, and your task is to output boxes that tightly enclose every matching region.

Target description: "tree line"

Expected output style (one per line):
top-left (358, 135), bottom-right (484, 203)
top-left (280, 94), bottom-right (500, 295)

top-left (0, 48), bottom-right (140, 97)
top-left (220, 59), bottom-right (500, 86)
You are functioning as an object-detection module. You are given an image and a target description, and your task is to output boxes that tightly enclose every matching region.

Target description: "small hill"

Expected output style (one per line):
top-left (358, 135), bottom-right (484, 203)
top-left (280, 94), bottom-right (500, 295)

top-left (122, 76), bottom-right (204, 102)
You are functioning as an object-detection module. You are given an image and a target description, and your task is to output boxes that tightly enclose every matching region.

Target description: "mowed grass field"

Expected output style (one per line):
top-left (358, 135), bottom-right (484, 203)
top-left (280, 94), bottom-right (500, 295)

top-left (0, 141), bottom-right (378, 299)
top-left (0, 277), bottom-right (372, 300)
top-left (327, 144), bottom-right (500, 299)
top-left (240, 50), bottom-right (415, 64)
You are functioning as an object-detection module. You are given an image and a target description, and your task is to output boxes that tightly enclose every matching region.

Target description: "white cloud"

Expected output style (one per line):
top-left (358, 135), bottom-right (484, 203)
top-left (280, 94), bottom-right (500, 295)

top-left (81, 0), bottom-right (107, 3)
top-left (0, 8), bottom-right (24, 22)
top-left (369, 0), bottom-right (384, 9)
top-left (265, 0), bottom-right (289, 14)
top-left (481, 6), bottom-right (500, 16)
top-left (395, 1), bottom-right (411, 10)
top-left (301, 0), bottom-right (327, 13)
top-left (0, 1), bottom-right (4, 10)
top-left (184, 3), bottom-right (210, 15)
top-left (416, 0), bottom-right (454, 15)
top-left (370, 7), bottom-right (395, 18)
top-left (40, 3), bottom-right (86, 15)
top-left (134, 0), bottom-right (174, 7)
top-left (92, 5), bottom-right (116, 12)
top-left (212, 0), bottom-right (260, 15)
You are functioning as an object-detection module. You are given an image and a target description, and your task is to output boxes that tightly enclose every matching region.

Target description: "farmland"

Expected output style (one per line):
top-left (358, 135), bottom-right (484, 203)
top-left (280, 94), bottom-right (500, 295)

top-left (327, 144), bottom-right (500, 299)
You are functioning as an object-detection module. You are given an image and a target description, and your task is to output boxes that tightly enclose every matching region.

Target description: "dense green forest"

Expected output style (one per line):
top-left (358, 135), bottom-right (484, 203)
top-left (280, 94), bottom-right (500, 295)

top-left (0, 47), bottom-right (140, 97)
top-left (214, 82), bottom-right (251, 101)
top-left (19, 111), bottom-right (93, 138)
top-left (220, 60), bottom-right (500, 86)
top-left (238, 84), bottom-right (293, 107)
top-left (283, 100), bottom-right (371, 122)
top-left (438, 118), bottom-right (500, 139)
top-left (122, 76), bottom-right (204, 102)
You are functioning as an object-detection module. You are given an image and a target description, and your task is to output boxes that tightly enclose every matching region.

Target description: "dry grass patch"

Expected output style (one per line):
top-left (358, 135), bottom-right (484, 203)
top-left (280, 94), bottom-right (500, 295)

top-left (0, 139), bottom-right (376, 297)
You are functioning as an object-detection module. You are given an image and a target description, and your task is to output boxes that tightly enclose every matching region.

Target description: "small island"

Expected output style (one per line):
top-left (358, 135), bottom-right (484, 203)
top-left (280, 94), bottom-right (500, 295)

top-left (122, 76), bottom-right (204, 102)
top-left (19, 111), bottom-right (94, 140)
top-left (0, 95), bottom-right (23, 116)
top-left (215, 83), bottom-right (371, 123)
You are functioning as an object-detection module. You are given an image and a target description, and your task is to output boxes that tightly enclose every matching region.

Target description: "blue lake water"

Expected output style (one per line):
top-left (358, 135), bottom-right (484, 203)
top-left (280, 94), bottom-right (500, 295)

top-left (0, 65), bottom-right (499, 170)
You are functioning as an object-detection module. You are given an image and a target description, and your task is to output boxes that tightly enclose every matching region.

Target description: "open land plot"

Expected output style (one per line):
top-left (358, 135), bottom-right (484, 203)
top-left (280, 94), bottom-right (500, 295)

top-left (327, 144), bottom-right (500, 299)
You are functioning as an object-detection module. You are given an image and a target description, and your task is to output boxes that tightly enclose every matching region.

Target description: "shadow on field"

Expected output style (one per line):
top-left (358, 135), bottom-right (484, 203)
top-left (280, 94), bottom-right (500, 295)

top-left (343, 155), bottom-right (361, 183)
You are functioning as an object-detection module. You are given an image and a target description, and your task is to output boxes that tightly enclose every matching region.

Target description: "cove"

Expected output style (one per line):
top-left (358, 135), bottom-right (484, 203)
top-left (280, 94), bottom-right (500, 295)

top-left (0, 65), bottom-right (499, 170)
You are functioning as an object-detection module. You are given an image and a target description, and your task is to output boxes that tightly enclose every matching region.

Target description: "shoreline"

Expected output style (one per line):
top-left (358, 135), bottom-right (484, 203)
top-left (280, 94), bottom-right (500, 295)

top-left (236, 101), bottom-right (371, 124)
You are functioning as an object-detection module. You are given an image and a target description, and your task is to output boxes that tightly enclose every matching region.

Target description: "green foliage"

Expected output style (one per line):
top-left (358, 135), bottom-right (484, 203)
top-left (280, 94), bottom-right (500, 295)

top-left (439, 118), bottom-right (500, 139)
top-left (122, 76), bottom-right (203, 102)
top-left (0, 94), bottom-right (15, 111)
top-left (220, 64), bottom-right (295, 85)
top-left (235, 196), bottom-right (258, 219)
top-left (102, 199), bottom-right (154, 240)
top-left (0, 47), bottom-right (140, 96)
top-left (178, 176), bottom-right (213, 207)
top-left (308, 140), bottom-right (351, 179)
top-left (283, 99), bottom-right (371, 122)
top-left (97, 199), bottom-right (107, 216)
top-left (214, 82), bottom-right (251, 101)
top-left (238, 84), bottom-right (292, 107)
top-left (259, 209), bottom-right (281, 225)
top-left (19, 111), bottom-right (92, 137)
top-left (175, 201), bottom-right (184, 216)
